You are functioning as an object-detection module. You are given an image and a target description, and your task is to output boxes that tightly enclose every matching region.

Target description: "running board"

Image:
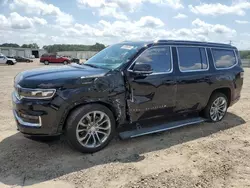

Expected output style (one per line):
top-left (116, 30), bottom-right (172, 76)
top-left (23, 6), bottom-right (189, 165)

top-left (119, 117), bottom-right (206, 140)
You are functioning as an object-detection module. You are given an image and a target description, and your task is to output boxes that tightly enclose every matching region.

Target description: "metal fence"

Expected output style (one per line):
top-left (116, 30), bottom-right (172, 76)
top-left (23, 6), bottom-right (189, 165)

top-left (242, 59), bottom-right (250, 68)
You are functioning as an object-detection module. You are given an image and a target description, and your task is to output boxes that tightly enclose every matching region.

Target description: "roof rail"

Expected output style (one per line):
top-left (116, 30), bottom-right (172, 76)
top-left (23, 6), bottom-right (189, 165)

top-left (154, 40), bottom-right (232, 47)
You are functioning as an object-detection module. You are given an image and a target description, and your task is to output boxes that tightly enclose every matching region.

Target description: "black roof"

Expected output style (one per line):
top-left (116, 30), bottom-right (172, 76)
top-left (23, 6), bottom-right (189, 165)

top-left (121, 40), bottom-right (236, 49)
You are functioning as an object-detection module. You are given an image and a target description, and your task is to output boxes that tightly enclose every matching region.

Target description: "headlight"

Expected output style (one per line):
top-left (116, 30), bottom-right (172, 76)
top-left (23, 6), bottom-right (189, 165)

top-left (15, 85), bottom-right (56, 100)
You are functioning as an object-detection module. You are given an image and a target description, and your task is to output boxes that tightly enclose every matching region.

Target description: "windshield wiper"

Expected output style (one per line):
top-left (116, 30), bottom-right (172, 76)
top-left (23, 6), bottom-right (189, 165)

top-left (83, 64), bottom-right (100, 68)
top-left (84, 63), bottom-right (111, 70)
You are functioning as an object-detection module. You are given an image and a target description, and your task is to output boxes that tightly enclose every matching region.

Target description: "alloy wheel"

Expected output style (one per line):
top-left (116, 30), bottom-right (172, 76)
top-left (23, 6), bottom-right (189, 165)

top-left (210, 97), bottom-right (227, 121)
top-left (76, 111), bottom-right (111, 148)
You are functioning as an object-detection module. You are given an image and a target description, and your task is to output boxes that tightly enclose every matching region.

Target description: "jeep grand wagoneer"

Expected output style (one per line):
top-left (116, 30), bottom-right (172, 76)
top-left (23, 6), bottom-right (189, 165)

top-left (12, 40), bottom-right (243, 153)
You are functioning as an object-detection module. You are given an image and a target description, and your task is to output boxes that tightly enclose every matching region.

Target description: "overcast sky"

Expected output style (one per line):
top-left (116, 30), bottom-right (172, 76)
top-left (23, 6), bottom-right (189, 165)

top-left (0, 0), bottom-right (250, 49)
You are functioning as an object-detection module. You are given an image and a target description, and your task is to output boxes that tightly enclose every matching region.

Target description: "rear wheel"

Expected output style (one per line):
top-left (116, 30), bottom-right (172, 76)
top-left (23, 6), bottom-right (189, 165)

top-left (63, 61), bottom-right (68, 65)
top-left (203, 92), bottom-right (228, 122)
top-left (65, 104), bottom-right (116, 153)
top-left (44, 61), bottom-right (49, 65)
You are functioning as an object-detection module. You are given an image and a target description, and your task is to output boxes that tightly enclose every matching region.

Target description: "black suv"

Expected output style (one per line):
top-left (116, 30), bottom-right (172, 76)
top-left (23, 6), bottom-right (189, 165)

top-left (12, 40), bottom-right (244, 153)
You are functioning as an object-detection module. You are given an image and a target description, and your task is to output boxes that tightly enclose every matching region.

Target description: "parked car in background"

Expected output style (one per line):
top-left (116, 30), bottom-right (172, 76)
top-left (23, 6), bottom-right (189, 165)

top-left (0, 54), bottom-right (16, 65)
top-left (12, 40), bottom-right (243, 153)
top-left (40, 54), bottom-right (70, 65)
top-left (71, 58), bottom-right (80, 64)
top-left (14, 56), bottom-right (33, 63)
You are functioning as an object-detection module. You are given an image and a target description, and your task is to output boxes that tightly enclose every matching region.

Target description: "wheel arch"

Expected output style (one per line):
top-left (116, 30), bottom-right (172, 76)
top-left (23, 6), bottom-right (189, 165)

top-left (60, 101), bottom-right (119, 132)
top-left (6, 60), bottom-right (13, 65)
top-left (209, 87), bottom-right (232, 107)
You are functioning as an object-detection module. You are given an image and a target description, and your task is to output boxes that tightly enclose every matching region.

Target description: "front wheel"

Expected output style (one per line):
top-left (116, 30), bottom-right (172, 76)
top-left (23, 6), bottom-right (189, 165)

top-left (44, 61), bottom-right (49, 65)
top-left (6, 60), bottom-right (14, 65)
top-left (203, 93), bottom-right (228, 122)
top-left (63, 61), bottom-right (68, 65)
top-left (65, 104), bottom-right (116, 153)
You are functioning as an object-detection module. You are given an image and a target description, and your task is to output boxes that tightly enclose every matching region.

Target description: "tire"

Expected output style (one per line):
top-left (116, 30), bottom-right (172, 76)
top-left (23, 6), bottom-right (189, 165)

top-left (44, 61), bottom-right (49, 65)
top-left (203, 92), bottom-right (228, 122)
top-left (63, 61), bottom-right (68, 65)
top-left (6, 60), bottom-right (14, 65)
top-left (65, 104), bottom-right (116, 153)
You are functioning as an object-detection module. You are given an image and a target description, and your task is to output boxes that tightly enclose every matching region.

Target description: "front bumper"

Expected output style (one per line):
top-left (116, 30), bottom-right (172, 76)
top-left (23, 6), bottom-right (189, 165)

top-left (12, 92), bottom-right (64, 136)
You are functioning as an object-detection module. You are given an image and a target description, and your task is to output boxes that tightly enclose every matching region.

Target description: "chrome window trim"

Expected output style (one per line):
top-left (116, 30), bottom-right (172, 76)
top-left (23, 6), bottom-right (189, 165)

top-left (210, 47), bottom-right (238, 70)
top-left (13, 110), bottom-right (41, 128)
top-left (15, 85), bottom-right (56, 100)
top-left (127, 45), bottom-right (173, 75)
top-left (176, 46), bottom-right (210, 73)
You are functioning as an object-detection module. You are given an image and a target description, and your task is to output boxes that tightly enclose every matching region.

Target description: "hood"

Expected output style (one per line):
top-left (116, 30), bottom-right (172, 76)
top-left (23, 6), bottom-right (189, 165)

top-left (7, 57), bottom-right (16, 61)
top-left (15, 63), bottom-right (109, 89)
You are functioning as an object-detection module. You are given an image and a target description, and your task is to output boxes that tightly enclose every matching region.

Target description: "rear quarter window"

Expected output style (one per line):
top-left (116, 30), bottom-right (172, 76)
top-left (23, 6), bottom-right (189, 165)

top-left (212, 49), bottom-right (237, 69)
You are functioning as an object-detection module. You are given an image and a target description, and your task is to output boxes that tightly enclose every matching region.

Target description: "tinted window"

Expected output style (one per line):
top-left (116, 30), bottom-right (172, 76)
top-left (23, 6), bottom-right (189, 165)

top-left (85, 43), bottom-right (145, 69)
top-left (134, 47), bottom-right (172, 73)
top-left (178, 47), bottom-right (208, 71)
top-left (212, 49), bottom-right (237, 69)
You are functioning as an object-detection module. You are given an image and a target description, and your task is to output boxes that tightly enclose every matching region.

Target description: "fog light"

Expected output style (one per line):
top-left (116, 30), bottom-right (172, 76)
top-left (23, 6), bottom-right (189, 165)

top-left (19, 113), bottom-right (39, 120)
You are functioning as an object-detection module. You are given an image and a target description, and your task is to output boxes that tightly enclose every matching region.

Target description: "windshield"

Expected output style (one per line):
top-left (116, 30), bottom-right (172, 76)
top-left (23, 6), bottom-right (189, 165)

top-left (84, 43), bottom-right (144, 69)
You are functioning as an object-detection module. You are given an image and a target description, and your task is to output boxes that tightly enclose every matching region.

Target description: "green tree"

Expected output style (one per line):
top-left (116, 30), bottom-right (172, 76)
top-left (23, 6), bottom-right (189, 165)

top-left (21, 44), bottom-right (28, 48)
top-left (0, 43), bottom-right (20, 48)
top-left (42, 43), bottom-right (106, 53)
top-left (240, 50), bottom-right (250, 59)
top-left (21, 43), bottom-right (39, 49)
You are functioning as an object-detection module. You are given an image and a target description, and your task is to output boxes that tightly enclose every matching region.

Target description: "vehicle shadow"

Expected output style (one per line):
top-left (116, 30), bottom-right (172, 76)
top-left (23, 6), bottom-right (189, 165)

top-left (0, 112), bottom-right (245, 186)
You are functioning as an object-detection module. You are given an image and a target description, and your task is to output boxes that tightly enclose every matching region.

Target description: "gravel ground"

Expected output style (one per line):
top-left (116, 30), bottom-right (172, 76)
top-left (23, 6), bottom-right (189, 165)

top-left (0, 60), bottom-right (249, 188)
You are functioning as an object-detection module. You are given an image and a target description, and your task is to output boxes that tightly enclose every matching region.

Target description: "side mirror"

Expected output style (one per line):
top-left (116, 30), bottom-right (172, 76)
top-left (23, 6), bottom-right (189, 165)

top-left (133, 62), bottom-right (153, 74)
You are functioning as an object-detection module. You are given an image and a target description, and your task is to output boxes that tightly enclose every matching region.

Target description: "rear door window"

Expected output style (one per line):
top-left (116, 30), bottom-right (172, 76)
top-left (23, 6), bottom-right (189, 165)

top-left (212, 49), bottom-right (237, 69)
top-left (177, 47), bottom-right (208, 72)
